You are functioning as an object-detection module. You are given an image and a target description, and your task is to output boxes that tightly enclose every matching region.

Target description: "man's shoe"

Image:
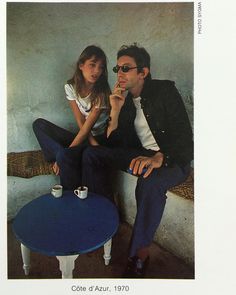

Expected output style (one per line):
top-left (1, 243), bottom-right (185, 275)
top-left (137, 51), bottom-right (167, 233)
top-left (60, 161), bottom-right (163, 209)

top-left (123, 256), bottom-right (150, 278)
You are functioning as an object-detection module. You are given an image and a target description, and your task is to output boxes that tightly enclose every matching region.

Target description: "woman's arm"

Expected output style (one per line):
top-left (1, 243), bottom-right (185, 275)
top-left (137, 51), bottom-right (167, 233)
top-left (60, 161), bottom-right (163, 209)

top-left (68, 100), bottom-right (101, 147)
top-left (69, 100), bottom-right (86, 129)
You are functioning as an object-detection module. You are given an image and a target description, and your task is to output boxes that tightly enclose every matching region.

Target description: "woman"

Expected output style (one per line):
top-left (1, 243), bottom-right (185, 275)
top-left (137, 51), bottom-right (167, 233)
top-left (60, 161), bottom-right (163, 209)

top-left (33, 45), bottom-right (111, 189)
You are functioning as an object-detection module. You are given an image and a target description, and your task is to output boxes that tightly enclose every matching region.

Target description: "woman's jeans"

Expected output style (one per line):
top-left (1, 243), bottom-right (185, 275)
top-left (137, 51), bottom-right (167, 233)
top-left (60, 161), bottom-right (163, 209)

top-left (32, 118), bottom-right (87, 190)
top-left (82, 145), bottom-right (191, 258)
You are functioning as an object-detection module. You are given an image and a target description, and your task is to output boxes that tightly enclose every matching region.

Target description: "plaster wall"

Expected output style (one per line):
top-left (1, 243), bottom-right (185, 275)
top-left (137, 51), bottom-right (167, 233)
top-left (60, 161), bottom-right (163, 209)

top-left (7, 2), bottom-right (193, 152)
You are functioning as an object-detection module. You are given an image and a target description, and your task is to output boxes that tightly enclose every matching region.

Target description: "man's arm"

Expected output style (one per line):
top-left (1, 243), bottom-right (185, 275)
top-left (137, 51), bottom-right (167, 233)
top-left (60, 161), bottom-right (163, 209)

top-left (107, 83), bottom-right (126, 137)
top-left (107, 107), bottom-right (121, 137)
top-left (164, 83), bottom-right (193, 166)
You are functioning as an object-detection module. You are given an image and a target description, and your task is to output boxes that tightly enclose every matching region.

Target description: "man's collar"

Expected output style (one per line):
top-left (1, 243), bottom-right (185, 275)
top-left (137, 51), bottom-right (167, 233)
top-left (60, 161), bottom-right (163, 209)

top-left (139, 78), bottom-right (152, 103)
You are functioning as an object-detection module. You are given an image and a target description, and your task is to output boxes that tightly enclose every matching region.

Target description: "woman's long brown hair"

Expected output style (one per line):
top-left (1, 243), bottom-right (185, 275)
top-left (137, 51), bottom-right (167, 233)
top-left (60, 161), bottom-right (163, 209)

top-left (67, 45), bottom-right (111, 108)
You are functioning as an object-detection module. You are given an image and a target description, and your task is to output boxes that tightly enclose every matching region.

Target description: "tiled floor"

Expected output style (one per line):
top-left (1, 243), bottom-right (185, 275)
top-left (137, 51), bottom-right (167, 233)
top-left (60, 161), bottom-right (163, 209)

top-left (8, 221), bottom-right (194, 279)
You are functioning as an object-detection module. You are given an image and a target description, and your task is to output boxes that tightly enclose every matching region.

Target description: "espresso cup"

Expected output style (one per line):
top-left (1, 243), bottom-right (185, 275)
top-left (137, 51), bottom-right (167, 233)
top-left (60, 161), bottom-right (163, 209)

top-left (51, 184), bottom-right (63, 198)
top-left (74, 186), bottom-right (88, 199)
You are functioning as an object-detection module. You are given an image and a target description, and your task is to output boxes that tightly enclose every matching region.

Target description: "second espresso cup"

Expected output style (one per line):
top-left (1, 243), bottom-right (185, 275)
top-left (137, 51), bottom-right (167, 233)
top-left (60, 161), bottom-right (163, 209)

top-left (74, 186), bottom-right (88, 199)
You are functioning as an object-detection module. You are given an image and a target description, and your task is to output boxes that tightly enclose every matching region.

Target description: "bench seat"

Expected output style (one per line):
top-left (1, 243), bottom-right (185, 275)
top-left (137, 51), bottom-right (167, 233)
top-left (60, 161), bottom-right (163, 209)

top-left (7, 150), bottom-right (193, 200)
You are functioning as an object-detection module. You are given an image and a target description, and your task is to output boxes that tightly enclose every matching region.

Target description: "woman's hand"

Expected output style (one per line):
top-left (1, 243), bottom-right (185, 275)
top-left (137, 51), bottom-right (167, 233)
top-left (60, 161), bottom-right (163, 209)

top-left (88, 135), bottom-right (99, 146)
top-left (129, 152), bottom-right (164, 178)
top-left (52, 162), bottom-right (60, 175)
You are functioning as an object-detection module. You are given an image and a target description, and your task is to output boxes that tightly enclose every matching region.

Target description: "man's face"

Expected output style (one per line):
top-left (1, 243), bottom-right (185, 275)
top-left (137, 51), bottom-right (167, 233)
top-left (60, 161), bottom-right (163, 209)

top-left (116, 55), bottom-right (144, 92)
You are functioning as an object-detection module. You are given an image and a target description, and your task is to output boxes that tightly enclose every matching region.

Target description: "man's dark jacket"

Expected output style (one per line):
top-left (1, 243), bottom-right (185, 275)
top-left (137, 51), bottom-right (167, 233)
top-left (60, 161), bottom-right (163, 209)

top-left (107, 79), bottom-right (193, 168)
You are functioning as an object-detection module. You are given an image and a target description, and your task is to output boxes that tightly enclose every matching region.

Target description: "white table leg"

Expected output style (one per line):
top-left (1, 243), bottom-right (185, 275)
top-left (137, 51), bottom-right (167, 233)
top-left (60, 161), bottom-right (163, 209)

top-left (56, 255), bottom-right (79, 279)
top-left (21, 243), bottom-right (30, 275)
top-left (103, 239), bottom-right (112, 266)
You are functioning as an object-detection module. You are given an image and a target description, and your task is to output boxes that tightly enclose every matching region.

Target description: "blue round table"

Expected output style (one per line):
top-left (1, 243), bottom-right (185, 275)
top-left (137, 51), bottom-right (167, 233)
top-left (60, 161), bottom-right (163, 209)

top-left (12, 191), bottom-right (119, 278)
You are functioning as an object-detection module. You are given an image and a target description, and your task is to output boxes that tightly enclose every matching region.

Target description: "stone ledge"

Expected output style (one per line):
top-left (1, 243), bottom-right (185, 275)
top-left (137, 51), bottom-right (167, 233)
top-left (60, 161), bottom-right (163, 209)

top-left (7, 174), bottom-right (59, 220)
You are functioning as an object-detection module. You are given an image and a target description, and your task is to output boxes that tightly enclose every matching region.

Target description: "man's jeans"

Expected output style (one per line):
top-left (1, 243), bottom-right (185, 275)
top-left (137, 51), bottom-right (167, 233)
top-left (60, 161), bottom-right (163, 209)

top-left (82, 145), bottom-right (191, 258)
top-left (32, 118), bottom-right (86, 190)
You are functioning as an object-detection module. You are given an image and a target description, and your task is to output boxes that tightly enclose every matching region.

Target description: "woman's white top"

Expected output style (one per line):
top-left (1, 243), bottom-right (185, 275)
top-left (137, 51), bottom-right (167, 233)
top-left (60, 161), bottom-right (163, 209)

top-left (65, 83), bottom-right (108, 136)
top-left (133, 96), bottom-right (160, 151)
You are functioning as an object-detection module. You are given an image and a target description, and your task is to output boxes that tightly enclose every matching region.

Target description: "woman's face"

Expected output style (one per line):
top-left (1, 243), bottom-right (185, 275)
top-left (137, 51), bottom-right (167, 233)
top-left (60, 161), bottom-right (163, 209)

top-left (79, 56), bottom-right (104, 85)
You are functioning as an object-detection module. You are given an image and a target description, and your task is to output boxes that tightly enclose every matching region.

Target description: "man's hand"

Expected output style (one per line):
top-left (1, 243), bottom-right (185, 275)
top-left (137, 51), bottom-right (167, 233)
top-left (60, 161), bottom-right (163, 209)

top-left (129, 151), bottom-right (164, 178)
top-left (52, 162), bottom-right (60, 175)
top-left (109, 82), bottom-right (126, 111)
top-left (107, 82), bottom-right (126, 137)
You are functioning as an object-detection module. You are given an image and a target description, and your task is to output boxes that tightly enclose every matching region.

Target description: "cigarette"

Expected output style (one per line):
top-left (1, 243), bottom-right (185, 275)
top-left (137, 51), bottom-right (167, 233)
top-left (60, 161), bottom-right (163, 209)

top-left (94, 106), bottom-right (109, 109)
top-left (116, 83), bottom-right (121, 95)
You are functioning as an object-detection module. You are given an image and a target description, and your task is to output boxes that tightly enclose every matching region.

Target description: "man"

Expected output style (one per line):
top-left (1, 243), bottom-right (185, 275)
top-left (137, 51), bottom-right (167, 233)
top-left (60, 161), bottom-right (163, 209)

top-left (82, 44), bottom-right (193, 278)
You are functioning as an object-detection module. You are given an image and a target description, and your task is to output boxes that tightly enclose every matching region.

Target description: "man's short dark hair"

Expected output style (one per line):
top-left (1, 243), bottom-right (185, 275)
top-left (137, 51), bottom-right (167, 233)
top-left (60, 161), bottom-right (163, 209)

top-left (117, 43), bottom-right (151, 80)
